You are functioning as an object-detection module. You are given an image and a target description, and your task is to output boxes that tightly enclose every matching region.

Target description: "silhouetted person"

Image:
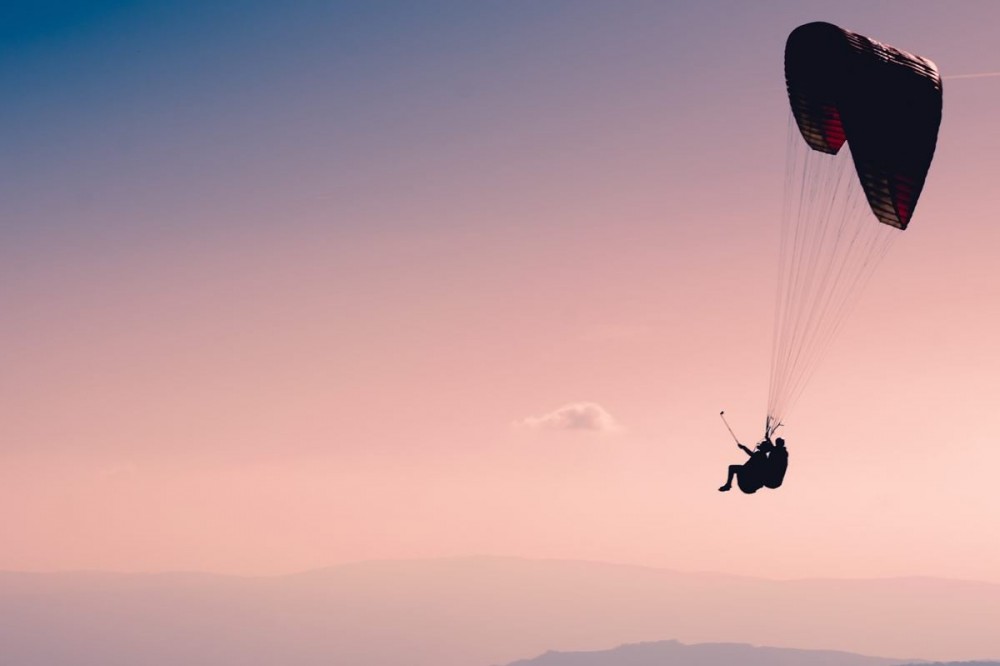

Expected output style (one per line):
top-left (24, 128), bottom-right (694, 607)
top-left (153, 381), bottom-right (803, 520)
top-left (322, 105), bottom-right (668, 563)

top-left (763, 437), bottom-right (788, 489)
top-left (719, 439), bottom-right (772, 494)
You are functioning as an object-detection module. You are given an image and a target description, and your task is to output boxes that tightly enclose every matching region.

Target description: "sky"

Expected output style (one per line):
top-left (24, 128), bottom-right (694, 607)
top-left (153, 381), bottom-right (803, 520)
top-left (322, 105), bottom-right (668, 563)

top-left (3, 0), bottom-right (1000, 581)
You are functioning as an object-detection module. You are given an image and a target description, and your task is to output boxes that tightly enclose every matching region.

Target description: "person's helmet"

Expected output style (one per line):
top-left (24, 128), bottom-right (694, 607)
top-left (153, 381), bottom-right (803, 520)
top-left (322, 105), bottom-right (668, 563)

top-left (775, 437), bottom-right (785, 447)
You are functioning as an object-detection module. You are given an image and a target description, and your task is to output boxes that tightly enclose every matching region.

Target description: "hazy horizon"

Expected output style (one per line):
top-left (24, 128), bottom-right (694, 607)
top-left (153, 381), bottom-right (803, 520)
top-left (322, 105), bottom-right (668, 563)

top-left (4, 553), bottom-right (1000, 584)
top-left (4, 557), bottom-right (1000, 663)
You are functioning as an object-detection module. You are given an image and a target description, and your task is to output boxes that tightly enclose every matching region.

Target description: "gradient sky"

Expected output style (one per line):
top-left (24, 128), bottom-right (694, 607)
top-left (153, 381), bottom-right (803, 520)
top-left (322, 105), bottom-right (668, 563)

top-left (3, 0), bottom-right (1000, 580)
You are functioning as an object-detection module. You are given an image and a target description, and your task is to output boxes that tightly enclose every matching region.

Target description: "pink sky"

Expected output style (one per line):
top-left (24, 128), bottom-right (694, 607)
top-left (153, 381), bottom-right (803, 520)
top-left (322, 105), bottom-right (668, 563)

top-left (2, 2), bottom-right (1000, 582)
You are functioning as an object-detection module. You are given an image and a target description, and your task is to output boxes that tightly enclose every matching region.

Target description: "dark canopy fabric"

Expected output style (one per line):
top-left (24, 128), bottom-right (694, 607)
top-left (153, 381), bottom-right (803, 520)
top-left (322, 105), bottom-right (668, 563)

top-left (785, 22), bottom-right (943, 229)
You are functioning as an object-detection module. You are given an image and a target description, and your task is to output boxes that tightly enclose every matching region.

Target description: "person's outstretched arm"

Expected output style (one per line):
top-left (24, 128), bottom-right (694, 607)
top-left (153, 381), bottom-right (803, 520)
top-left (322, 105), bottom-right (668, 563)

top-left (738, 444), bottom-right (753, 456)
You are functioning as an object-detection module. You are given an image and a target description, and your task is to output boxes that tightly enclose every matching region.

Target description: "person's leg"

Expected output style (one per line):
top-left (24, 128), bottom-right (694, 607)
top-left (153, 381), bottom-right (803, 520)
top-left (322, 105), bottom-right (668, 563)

top-left (719, 464), bottom-right (741, 491)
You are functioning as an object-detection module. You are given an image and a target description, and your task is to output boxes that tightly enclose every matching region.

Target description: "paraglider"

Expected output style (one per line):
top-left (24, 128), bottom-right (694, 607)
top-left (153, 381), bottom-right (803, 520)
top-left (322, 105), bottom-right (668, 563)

top-left (763, 437), bottom-right (788, 489)
top-left (718, 412), bottom-right (788, 494)
top-left (718, 438), bottom-right (774, 494)
top-left (720, 23), bottom-right (942, 492)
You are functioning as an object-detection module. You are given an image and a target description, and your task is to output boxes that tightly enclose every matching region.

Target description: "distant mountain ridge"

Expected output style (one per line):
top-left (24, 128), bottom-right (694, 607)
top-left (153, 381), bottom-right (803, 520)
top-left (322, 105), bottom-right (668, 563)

top-left (504, 641), bottom-right (1000, 666)
top-left (2, 557), bottom-right (999, 666)
top-left (506, 640), bottom-right (908, 666)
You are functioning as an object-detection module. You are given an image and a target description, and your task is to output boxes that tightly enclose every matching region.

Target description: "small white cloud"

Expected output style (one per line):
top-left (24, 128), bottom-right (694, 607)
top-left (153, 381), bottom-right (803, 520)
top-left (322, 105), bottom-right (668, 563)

top-left (518, 402), bottom-right (621, 433)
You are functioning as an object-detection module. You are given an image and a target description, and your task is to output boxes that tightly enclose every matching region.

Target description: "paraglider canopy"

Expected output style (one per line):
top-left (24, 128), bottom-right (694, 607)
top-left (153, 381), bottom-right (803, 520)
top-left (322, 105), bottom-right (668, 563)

top-left (785, 21), bottom-right (943, 229)
top-left (767, 22), bottom-right (943, 430)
